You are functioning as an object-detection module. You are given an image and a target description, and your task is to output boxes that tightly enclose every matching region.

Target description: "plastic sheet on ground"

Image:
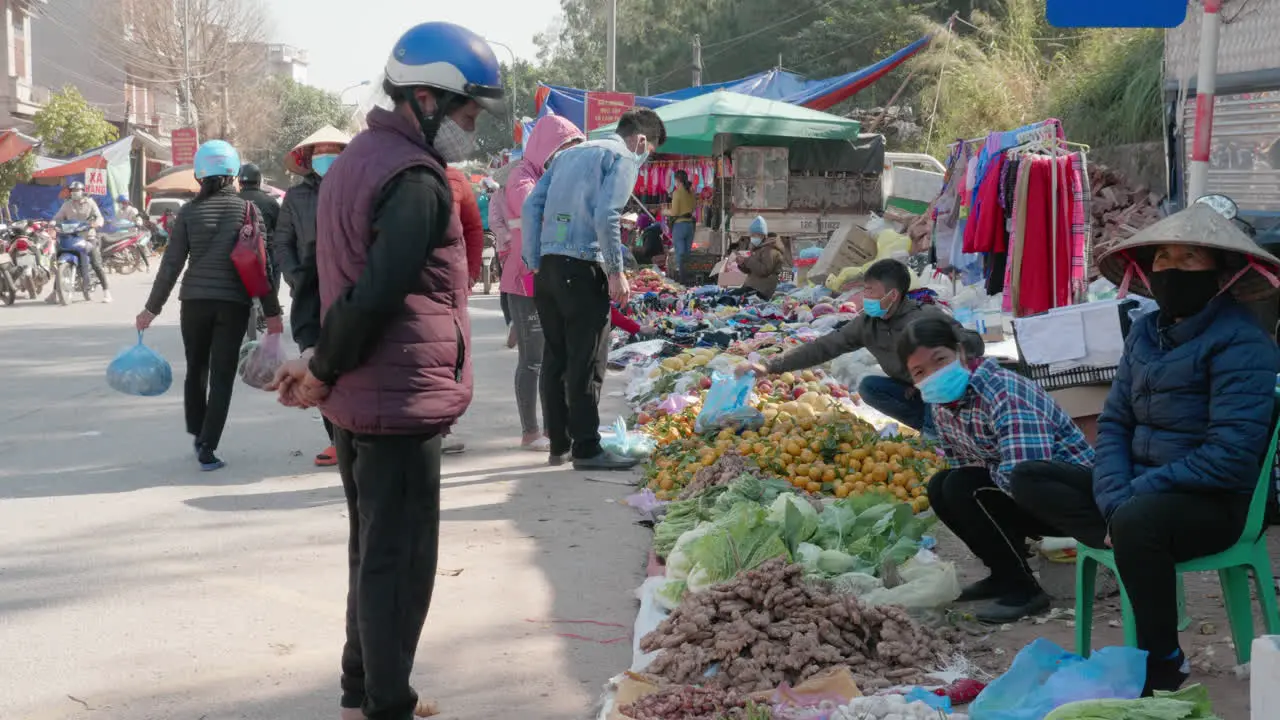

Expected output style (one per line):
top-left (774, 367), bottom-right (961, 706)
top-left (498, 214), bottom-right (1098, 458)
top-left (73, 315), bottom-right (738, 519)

top-left (829, 348), bottom-right (885, 390)
top-left (630, 577), bottom-right (668, 672)
top-left (608, 339), bottom-right (669, 368)
top-left (969, 638), bottom-right (1147, 720)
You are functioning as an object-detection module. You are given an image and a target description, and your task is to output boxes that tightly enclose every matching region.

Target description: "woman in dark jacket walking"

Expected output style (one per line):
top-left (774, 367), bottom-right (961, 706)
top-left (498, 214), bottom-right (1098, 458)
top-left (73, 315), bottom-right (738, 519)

top-left (136, 140), bottom-right (284, 471)
top-left (1018, 203), bottom-right (1280, 696)
top-left (273, 126), bottom-right (350, 466)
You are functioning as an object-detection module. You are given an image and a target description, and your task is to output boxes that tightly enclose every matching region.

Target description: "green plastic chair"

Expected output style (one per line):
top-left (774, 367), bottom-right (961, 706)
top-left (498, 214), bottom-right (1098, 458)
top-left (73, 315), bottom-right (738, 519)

top-left (1075, 400), bottom-right (1280, 664)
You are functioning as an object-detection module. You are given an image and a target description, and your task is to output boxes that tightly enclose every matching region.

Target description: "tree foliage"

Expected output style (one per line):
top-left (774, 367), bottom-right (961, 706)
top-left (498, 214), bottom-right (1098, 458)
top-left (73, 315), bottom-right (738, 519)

top-left (0, 150), bottom-right (36, 207)
top-left (467, 0), bottom-right (1161, 159)
top-left (33, 87), bottom-right (120, 156)
top-left (254, 78), bottom-right (349, 181)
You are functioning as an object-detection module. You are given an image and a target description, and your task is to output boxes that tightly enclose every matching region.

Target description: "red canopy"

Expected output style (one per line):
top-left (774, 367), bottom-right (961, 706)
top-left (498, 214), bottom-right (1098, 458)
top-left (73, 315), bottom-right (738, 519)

top-left (31, 154), bottom-right (108, 179)
top-left (0, 129), bottom-right (36, 165)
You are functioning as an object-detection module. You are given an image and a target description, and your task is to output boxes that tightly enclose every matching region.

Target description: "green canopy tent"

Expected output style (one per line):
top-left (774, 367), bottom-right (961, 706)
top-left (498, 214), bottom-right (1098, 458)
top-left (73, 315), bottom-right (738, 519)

top-left (588, 90), bottom-right (862, 157)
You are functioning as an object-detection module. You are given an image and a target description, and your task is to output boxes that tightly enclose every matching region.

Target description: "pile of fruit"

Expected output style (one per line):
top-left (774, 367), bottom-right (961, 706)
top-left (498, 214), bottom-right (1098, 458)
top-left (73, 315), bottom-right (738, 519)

top-left (638, 366), bottom-right (940, 511)
top-left (632, 268), bottom-right (681, 294)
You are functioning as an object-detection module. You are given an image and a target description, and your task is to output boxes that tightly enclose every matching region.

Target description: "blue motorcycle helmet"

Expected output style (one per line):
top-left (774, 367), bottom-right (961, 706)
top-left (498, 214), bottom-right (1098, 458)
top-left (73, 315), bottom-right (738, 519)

top-left (117, 194), bottom-right (129, 204)
top-left (193, 140), bottom-right (241, 180)
top-left (382, 22), bottom-right (504, 160)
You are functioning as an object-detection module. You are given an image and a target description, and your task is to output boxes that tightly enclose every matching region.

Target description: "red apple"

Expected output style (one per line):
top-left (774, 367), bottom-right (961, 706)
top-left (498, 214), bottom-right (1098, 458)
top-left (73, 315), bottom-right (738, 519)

top-left (699, 376), bottom-right (713, 390)
top-left (793, 387), bottom-right (807, 400)
top-left (637, 412), bottom-right (653, 425)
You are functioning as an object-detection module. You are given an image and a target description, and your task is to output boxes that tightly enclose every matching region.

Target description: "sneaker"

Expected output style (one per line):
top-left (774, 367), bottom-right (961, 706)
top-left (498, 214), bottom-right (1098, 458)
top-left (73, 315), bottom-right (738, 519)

top-left (957, 574), bottom-right (1023, 603)
top-left (315, 445), bottom-right (338, 467)
top-left (1142, 649), bottom-right (1191, 696)
top-left (102, 291), bottom-right (113, 303)
top-left (548, 451), bottom-right (572, 467)
top-left (572, 450), bottom-right (641, 471)
top-left (974, 588), bottom-right (1051, 624)
top-left (521, 436), bottom-right (551, 452)
top-left (198, 447), bottom-right (226, 472)
top-left (442, 440), bottom-right (465, 455)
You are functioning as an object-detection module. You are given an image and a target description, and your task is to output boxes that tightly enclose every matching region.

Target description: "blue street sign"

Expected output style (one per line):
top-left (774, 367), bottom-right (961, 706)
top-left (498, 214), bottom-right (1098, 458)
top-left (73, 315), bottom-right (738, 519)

top-left (1047, 0), bottom-right (1188, 28)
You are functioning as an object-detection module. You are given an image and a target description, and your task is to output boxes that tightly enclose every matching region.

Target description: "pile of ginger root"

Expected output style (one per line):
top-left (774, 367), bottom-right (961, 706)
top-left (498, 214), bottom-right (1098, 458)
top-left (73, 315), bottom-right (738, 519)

top-left (639, 558), bottom-right (951, 693)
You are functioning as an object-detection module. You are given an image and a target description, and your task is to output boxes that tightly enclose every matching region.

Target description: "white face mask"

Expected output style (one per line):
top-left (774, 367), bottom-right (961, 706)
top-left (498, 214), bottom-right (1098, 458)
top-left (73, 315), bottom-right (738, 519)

top-left (434, 116), bottom-right (477, 163)
top-left (750, 236), bottom-right (764, 247)
top-left (70, 191), bottom-right (84, 200)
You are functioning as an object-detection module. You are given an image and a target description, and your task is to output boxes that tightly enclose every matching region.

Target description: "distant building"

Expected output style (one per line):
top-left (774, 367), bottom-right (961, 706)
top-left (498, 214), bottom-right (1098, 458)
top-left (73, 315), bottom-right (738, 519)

top-left (266, 43), bottom-right (308, 85)
top-left (21, 0), bottom-right (178, 134)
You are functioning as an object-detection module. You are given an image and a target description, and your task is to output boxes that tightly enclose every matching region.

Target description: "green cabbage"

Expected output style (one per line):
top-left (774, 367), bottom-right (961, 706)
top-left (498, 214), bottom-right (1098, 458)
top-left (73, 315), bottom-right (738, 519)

top-left (654, 579), bottom-right (687, 611)
top-left (768, 493), bottom-right (820, 551)
top-left (816, 549), bottom-right (859, 575)
top-left (1044, 684), bottom-right (1220, 720)
top-left (795, 542), bottom-right (823, 572)
top-left (683, 503), bottom-right (788, 591)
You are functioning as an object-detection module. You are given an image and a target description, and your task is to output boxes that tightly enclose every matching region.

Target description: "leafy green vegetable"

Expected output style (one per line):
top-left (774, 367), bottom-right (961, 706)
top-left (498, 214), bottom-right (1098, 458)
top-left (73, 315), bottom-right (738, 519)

top-left (770, 493), bottom-right (819, 553)
top-left (664, 524), bottom-right (712, 580)
top-left (795, 542), bottom-right (822, 572)
top-left (683, 503), bottom-right (789, 589)
top-left (1043, 684), bottom-right (1221, 720)
top-left (654, 579), bottom-right (687, 611)
top-left (816, 548), bottom-right (859, 575)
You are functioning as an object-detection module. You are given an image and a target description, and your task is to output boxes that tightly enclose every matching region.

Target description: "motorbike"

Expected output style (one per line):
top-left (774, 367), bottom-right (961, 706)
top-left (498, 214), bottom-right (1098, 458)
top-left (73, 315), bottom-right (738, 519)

top-left (100, 219), bottom-right (150, 275)
top-left (481, 230), bottom-right (500, 295)
top-left (52, 220), bottom-right (97, 305)
top-left (0, 222), bottom-right (52, 304)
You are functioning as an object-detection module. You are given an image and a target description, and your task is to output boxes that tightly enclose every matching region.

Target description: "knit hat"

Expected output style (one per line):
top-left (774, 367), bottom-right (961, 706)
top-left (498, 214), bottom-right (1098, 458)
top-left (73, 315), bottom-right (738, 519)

top-left (637, 214), bottom-right (652, 231)
top-left (1097, 203), bottom-right (1280, 301)
top-left (749, 215), bottom-right (767, 236)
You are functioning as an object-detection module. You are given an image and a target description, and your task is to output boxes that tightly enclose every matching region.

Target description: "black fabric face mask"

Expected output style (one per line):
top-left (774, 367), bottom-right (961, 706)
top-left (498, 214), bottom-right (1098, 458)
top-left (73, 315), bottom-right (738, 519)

top-left (1147, 269), bottom-right (1221, 319)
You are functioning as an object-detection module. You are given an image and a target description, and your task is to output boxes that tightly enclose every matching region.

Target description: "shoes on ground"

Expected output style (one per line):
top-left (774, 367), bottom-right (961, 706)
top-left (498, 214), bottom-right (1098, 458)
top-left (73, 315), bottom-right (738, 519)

top-left (315, 445), bottom-right (338, 467)
top-left (548, 451), bottom-right (572, 467)
top-left (572, 450), bottom-right (641, 471)
top-left (442, 440), bottom-right (465, 455)
top-left (197, 447), bottom-right (225, 472)
top-left (506, 325), bottom-right (518, 349)
top-left (957, 574), bottom-right (1027, 603)
top-left (974, 587), bottom-right (1050, 624)
top-left (1142, 648), bottom-right (1191, 696)
top-left (102, 291), bottom-right (113, 303)
top-left (521, 437), bottom-right (551, 452)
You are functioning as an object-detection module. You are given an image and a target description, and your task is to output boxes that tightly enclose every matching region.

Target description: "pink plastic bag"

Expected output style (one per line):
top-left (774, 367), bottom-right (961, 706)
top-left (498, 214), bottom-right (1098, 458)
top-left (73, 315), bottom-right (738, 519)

top-left (238, 334), bottom-right (289, 390)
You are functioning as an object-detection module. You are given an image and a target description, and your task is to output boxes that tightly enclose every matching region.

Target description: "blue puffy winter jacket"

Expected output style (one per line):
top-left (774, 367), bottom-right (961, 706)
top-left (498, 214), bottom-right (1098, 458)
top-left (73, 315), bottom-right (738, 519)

top-left (1093, 294), bottom-right (1280, 521)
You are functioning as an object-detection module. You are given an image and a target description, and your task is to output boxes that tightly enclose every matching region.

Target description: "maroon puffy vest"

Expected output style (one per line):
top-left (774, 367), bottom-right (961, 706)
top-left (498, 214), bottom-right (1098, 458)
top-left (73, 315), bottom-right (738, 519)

top-left (316, 107), bottom-right (472, 435)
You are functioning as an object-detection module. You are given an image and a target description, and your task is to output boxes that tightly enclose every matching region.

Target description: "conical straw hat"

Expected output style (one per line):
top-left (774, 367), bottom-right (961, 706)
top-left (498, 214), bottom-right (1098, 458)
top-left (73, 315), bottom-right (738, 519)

top-left (285, 126), bottom-right (352, 175)
top-left (1096, 203), bottom-right (1280, 301)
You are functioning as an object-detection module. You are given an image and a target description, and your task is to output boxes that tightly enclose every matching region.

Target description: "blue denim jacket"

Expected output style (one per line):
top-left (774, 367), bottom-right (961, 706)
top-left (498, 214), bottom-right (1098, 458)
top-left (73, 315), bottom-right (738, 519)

top-left (522, 134), bottom-right (639, 276)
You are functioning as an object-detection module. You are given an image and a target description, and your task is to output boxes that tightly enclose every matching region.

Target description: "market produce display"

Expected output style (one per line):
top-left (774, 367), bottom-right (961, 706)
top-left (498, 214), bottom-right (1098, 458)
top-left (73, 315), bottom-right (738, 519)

top-left (640, 558), bottom-right (951, 693)
top-left (832, 694), bottom-right (968, 720)
top-left (618, 686), bottom-right (756, 720)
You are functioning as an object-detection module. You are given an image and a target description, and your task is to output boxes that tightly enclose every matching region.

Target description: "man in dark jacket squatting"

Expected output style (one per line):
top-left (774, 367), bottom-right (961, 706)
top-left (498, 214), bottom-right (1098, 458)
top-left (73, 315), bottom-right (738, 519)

top-left (267, 21), bottom-right (503, 720)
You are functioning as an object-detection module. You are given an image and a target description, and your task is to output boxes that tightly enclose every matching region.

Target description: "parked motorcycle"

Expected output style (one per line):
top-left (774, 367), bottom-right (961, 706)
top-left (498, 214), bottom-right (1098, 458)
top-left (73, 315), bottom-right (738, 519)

top-left (52, 220), bottom-right (96, 305)
top-left (0, 221), bottom-right (52, 304)
top-left (100, 219), bottom-right (150, 275)
top-left (481, 230), bottom-right (500, 295)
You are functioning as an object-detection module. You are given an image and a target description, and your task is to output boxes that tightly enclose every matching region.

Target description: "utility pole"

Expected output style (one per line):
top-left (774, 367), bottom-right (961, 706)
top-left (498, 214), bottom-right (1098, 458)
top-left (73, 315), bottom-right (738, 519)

top-left (1187, 0), bottom-right (1223, 203)
top-left (692, 34), bottom-right (702, 87)
top-left (644, 78), bottom-right (649, 96)
top-left (221, 69), bottom-right (231, 139)
top-left (605, 0), bottom-right (617, 91)
top-left (181, 0), bottom-right (193, 127)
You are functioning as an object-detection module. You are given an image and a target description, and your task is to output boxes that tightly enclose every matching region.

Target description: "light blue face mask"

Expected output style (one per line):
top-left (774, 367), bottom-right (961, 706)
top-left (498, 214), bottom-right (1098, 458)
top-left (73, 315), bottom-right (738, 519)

top-left (312, 154), bottom-right (338, 177)
top-left (917, 360), bottom-right (972, 405)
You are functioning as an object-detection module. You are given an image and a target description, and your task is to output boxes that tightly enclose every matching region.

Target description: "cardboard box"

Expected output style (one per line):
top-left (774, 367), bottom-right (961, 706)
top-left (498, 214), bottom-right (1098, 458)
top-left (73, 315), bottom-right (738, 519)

top-left (810, 222), bottom-right (878, 277)
top-left (1050, 385), bottom-right (1111, 445)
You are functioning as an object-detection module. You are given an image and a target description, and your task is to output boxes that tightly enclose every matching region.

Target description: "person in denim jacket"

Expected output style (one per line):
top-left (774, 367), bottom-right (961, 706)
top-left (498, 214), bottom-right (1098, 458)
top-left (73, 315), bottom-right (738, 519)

top-left (522, 107), bottom-right (666, 470)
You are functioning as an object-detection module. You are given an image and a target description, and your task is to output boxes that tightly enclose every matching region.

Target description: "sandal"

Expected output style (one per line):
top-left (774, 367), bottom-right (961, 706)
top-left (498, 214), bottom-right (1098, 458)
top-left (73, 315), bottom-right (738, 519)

top-left (315, 445), bottom-right (338, 467)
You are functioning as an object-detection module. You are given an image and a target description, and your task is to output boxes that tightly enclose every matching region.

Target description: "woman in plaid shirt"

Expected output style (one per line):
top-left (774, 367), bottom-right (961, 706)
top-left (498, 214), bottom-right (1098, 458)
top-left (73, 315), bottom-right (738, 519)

top-left (898, 316), bottom-right (1094, 626)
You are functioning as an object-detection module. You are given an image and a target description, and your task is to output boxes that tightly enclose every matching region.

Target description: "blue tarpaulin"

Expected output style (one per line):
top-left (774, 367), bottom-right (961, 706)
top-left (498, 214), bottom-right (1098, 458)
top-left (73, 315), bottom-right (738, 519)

top-left (536, 32), bottom-right (933, 132)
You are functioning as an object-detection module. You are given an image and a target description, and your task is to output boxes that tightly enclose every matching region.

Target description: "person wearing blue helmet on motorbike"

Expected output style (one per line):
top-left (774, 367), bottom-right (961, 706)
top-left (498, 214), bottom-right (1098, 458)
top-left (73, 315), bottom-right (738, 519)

top-left (266, 22), bottom-right (501, 720)
top-left (136, 139), bottom-right (284, 472)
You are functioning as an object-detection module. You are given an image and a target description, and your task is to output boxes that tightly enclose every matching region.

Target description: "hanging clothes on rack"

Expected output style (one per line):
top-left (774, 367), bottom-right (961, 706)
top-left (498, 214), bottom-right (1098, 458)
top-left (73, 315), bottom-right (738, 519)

top-left (1013, 155), bottom-right (1075, 315)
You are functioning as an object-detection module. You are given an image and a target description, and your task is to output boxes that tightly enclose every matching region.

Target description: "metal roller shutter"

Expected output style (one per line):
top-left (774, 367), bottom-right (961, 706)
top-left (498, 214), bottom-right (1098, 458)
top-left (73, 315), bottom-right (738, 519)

top-left (1182, 89), bottom-right (1280, 213)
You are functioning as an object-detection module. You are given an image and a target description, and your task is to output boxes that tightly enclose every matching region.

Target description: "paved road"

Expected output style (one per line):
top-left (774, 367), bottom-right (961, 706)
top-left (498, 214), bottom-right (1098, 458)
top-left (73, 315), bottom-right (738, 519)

top-left (0, 273), bottom-right (647, 720)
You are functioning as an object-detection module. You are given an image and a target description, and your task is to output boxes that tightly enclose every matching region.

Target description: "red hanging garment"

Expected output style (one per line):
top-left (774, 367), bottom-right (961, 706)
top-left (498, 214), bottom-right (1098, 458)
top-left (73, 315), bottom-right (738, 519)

top-left (1015, 156), bottom-right (1073, 315)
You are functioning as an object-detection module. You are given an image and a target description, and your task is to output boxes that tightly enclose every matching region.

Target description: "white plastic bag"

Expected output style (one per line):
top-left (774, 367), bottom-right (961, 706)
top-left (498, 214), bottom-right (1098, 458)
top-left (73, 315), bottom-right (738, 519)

top-left (238, 334), bottom-right (289, 390)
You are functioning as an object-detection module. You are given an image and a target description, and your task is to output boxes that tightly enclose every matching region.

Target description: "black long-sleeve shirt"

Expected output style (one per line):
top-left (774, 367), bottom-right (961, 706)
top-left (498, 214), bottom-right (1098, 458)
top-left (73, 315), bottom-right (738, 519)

top-left (308, 167), bottom-right (452, 384)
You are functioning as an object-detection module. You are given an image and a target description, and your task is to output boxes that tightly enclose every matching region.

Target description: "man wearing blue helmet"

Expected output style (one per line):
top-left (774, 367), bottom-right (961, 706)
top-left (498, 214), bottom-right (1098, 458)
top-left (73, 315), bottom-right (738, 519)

top-left (266, 21), bottom-right (502, 720)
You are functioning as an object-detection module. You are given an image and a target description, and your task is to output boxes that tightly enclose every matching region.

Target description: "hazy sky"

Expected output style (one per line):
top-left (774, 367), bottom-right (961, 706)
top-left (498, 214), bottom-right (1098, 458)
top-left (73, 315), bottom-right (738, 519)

top-left (267, 0), bottom-right (562, 96)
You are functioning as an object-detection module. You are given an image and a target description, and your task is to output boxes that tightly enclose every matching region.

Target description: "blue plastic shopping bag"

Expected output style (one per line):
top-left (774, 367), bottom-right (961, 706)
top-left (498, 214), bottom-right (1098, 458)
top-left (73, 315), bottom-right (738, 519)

top-left (969, 638), bottom-right (1147, 720)
top-left (106, 331), bottom-right (173, 397)
top-left (695, 371), bottom-right (760, 433)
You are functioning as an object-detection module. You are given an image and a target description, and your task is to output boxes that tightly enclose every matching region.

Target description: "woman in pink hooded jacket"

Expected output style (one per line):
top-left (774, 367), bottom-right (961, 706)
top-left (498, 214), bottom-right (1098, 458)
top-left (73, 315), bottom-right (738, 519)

top-left (501, 115), bottom-right (585, 450)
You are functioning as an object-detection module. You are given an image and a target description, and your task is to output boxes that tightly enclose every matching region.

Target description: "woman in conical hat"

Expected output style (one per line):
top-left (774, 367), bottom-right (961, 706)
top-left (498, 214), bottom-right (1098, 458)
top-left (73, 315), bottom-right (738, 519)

top-left (275, 125), bottom-right (352, 467)
top-left (1019, 202), bottom-right (1280, 696)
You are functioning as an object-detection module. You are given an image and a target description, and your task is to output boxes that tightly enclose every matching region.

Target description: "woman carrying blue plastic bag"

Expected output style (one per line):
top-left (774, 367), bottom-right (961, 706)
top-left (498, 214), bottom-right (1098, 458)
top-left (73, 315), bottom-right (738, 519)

top-left (136, 139), bottom-right (284, 472)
